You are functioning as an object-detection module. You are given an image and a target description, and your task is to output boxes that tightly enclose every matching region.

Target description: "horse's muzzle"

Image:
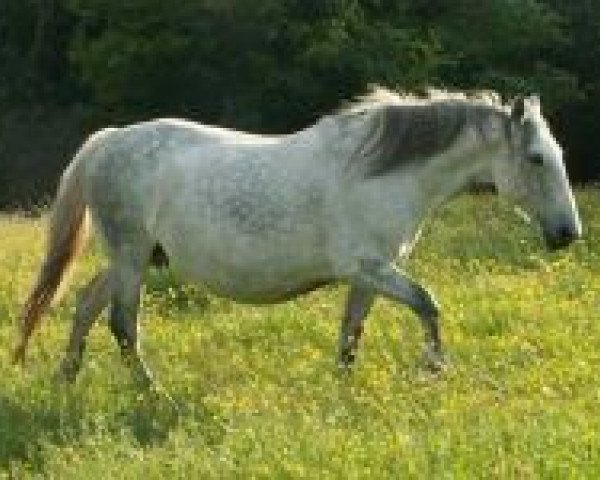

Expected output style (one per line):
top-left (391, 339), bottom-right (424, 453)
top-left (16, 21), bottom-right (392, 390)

top-left (545, 223), bottom-right (581, 251)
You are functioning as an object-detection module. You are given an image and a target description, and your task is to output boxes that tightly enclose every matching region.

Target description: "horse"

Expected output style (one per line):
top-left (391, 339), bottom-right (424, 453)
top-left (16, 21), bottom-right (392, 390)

top-left (13, 88), bottom-right (581, 393)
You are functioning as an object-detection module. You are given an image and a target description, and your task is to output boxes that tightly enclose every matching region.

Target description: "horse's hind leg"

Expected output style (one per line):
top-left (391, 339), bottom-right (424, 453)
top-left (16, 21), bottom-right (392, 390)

top-left (108, 255), bottom-right (155, 387)
top-left (338, 285), bottom-right (375, 371)
top-left (56, 268), bottom-right (113, 383)
top-left (108, 253), bottom-right (177, 407)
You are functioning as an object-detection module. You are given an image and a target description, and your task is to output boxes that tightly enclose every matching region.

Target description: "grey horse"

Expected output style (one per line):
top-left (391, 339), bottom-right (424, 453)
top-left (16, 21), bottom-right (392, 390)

top-left (13, 88), bottom-right (581, 394)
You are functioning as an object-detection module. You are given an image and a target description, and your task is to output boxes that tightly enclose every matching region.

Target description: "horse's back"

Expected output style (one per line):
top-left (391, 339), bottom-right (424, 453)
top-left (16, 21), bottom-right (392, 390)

top-left (78, 118), bottom-right (278, 207)
top-left (130, 117), bottom-right (282, 147)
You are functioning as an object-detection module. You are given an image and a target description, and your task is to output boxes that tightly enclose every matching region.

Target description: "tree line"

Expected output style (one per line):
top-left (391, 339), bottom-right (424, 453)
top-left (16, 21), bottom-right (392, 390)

top-left (1, 0), bottom-right (599, 207)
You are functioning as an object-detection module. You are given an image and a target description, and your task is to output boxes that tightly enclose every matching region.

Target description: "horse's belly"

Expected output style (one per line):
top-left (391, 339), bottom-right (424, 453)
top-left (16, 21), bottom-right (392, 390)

top-left (172, 257), bottom-right (332, 303)
top-left (162, 232), bottom-right (333, 303)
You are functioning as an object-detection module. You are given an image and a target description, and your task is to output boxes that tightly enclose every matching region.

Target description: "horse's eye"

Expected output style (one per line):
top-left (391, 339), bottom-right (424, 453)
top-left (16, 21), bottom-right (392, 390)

top-left (528, 153), bottom-right (544, 166)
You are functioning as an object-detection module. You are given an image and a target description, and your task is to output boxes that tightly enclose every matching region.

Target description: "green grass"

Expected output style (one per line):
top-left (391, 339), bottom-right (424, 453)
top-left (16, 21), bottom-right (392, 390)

top-left (1, 190), bottom-right (599, 478)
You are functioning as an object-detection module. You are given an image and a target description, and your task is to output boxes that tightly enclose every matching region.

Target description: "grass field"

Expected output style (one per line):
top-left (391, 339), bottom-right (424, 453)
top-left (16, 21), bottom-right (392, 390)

top-left (0, 190), bottom-right (599, 479)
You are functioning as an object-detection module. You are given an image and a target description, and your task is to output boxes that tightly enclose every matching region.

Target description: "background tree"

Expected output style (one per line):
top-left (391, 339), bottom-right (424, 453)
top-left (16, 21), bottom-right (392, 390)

top-left (0, 0), bottom-right (598, 207)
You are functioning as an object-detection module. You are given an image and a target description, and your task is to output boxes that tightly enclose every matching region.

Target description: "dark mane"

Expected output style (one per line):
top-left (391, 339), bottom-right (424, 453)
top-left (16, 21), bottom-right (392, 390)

top-left (338, 87), bottom-right (506, 177)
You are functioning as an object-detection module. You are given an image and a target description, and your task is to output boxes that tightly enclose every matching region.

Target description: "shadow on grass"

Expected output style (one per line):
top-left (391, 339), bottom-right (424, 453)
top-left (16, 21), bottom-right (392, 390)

top-left (0, 384), bottom-right (226, 473)
top-left (119, 389), bottom-right (227, 448)
top-left (0, 393), bottom-right (85, 473)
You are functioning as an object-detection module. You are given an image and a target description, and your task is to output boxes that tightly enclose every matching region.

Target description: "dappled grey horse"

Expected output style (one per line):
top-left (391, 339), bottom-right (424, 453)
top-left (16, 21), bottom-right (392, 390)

top-left (14, 88), bottom-right (581, 391)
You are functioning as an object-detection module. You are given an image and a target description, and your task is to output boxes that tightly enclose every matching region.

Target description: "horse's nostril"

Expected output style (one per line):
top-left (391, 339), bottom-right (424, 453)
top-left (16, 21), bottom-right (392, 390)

top-left (558, 225), bottom-right (572, 241)
top-left (547, 223), bottom-right (578, 250)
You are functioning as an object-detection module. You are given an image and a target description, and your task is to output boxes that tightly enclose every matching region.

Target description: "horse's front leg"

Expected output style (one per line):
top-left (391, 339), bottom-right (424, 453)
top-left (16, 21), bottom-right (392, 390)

top-left (338, 285), bottom-right (375, 371)
top-left (355, 258), bottom-right (445, 371)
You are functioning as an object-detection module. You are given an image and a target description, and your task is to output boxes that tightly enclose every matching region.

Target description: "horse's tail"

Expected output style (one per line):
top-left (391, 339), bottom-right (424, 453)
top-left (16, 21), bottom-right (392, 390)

top-left (13, 155), bottom-right (91, 364)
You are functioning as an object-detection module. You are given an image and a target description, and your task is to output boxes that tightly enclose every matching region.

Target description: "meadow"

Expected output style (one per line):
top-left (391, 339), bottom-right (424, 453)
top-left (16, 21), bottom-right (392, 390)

top-left (0, 190), bottom-right (599, 479)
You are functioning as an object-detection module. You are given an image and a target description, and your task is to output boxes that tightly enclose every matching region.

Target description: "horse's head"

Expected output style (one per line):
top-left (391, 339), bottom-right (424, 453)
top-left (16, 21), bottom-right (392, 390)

top-left (492, 95), bottom-right (581, 250)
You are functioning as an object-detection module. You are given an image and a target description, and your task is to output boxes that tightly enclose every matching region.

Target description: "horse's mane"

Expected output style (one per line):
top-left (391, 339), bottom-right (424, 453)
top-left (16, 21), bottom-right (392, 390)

top-left (334, 86), bottom-right (507, 177)
top-left (340, 85), bottom-right (504, 114)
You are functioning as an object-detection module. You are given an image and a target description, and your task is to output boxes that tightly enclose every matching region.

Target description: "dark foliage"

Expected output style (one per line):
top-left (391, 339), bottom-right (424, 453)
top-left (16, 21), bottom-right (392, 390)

top-left (1, 0), bottom-right (599, 207)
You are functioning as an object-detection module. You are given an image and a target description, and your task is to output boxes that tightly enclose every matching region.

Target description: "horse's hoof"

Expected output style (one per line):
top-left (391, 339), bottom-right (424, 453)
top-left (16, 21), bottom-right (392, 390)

top-left (337, 362), bottom-right (354, 376)
top-left (53, 365), bottom-right (77, 385)
top-left (422, 347), bottom-right (448, 373)
top-left (53, 355), bottom-right (82, 385)
top-left (53, 370), bottom-right (74, 385)
top-left (11, 344), bottom-right (26, 366)
top-left (143, 383), bottom-right (183, 415)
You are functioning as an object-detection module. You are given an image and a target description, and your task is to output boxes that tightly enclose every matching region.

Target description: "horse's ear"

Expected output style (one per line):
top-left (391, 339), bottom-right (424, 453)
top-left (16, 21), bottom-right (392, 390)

top-left (511, 97), bottom-right (526, 121)
top-left (525, 94), bottom-right (542, 115)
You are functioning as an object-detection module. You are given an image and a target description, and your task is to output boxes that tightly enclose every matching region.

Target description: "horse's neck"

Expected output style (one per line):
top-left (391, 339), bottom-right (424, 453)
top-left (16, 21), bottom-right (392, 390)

top-left (410, 130), bottom-right (500, 213)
